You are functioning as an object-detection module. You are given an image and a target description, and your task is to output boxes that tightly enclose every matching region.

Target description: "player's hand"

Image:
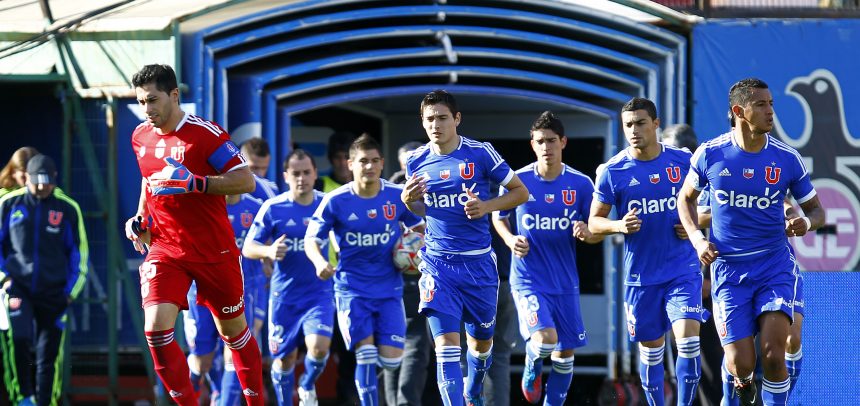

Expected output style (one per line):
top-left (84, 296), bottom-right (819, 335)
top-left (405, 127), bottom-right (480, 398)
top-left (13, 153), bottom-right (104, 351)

top-left (674, 224), bottom-right (689, 240)
top-left (785, 215), bottom-right (809, 237)
top-left (268, 234), bottom-right (288, 261)
top-left (401, 173), bottom-right (427, 204)
top-left (463, 185), bottom-right (487, 220)
top-left (617, 208), bottom-right (642, 234)
top-left (315, 261), bottom-right (335, 281)
top-left (693, 239), bottom-right (719, 267)
top-left (124, 215), bottom-right (150, 254)
top-left (573, 220), bottom-right (593, 241)
top-left (148, 157), bottom-right (208, 195)
top-left (506, 235), bottom-right (529, 258)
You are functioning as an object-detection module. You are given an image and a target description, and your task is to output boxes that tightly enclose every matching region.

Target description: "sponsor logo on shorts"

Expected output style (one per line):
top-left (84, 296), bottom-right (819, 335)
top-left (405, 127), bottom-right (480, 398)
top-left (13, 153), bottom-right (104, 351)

top-left (168, 390), bottom-right (184, 398)
top-left (317, 324), bottom-right (334, 333)
top-left (680, 304), bottom-right (706, 314)
top-left (479, 317), bottom-right (496, 329)
top-left (222, 296), bottom-right (244, 314)
top-left (579, 332), bottom-right (587, 341)
top-left (390, 335), bottom-right (405, 343)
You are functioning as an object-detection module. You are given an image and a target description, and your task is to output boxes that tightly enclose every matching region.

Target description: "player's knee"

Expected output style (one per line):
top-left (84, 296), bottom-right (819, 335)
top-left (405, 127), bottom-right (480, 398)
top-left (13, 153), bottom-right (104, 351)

top-left (308, 346), bottom-right (329, 360)
top-left (726, 355), bottom-right (755, 378)
top-left (785, 334), bottom-right (801, 353)
top-left (532, 329), bottom-right (558, 344)
top-left (378, 354), bottom-right (403, 371)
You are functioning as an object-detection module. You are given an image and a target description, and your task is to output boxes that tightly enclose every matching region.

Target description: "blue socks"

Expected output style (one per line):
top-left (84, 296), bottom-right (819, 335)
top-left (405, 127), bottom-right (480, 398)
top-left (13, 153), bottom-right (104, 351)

top-left (544, 356), bottom-right (574, 406)
top-left (675, 337), bottom-right (701, 406)
top-left (355, 345), bottom-right (379, 406)
top-left (270, 365), bottom-right (295, 406)
top-left (785, 346), bottom-right (802, 396)
top-left (721, 359), bottom-right (738, 406)
top-left (639, 344), bottom-right (665, 406)
top-left (299, 353), bottom-right (328, 390)
top-left (762, 377), bottom-right (790, 405)
top-left (465, 346), bottom-right (493, 399)
top-left (436, 346), bottom-right (464, 406)
top-left (220, 361), bottom-right (242, 406)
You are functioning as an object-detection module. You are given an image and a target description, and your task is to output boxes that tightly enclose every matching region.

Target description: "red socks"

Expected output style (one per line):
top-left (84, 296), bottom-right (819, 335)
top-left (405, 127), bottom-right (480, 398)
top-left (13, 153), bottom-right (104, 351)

top-left (145, 328), bottom-right (197, 406)
top-left (223, 326), bottom-right (264, 405)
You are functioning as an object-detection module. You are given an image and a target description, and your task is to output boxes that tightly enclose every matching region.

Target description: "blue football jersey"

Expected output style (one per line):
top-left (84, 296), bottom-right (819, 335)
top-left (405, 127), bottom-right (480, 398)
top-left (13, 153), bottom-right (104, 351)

top-left (306, 181), bottom-right (424, 299)
top-left (248, 175), bottom-right (278, 202)
top-left (690, 133), bottom-right (815, 261)
top-left (405, 137), bottom-right (514, 255)
top-left (226, 195), bottom-right (264, 286)
top-left (496, 163), bottom-right (594, 294)
top-left (248, 191), bottom-right (331, 304)
top-left (595, 144), bottom-right (699, 286)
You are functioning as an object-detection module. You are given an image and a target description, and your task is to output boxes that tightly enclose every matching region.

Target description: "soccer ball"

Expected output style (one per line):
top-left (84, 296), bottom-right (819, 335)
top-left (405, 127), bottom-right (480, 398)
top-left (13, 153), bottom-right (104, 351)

top-left (393, 231), bottom-right (424, 274)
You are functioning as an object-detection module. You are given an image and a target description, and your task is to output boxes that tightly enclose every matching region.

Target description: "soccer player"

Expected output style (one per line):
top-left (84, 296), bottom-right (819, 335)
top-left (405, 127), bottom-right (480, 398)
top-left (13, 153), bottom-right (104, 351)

top-left (305, 135), bottom-right (424, 406)
top-left (125, 64), bottom-right (263, 406)
top-left (241, 138), bottom-right (279, 201)
top-left (589, 98), bottom-right (706, 406)
top-left (401, 90), bottom-right (529, 406)
top-left (243, 149), bottom-right (333, 406)
top-left (677, 78), bottom-right (824, 405)
top-left (492, 111), bottom-right (603, 405)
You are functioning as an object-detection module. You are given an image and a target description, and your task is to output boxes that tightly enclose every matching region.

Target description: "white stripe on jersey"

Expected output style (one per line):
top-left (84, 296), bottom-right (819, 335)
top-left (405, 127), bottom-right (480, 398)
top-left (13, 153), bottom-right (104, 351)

top-left (769, 136), bottom-right (810, 177)
top-left (462, 138), bottom-right (504, 166)
top-left (185, 114), bottom-right (223, 137)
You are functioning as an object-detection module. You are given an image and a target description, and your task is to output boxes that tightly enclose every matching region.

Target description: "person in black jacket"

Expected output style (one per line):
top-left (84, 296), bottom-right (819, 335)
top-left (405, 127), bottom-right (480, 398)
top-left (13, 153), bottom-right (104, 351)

top-left (0, 154), bottom-right (88, 406)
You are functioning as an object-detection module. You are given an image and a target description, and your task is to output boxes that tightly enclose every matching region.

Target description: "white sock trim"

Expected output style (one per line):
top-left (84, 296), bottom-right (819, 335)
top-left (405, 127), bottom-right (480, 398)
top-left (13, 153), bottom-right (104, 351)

top-left (468, 346), bottom-right (493, 360)
top-left (676, 336), bottom-right (701, 358)
top-left (638, 344), bottom-right (665, 366)
top-left (785, 346), bottom-right (803, 361)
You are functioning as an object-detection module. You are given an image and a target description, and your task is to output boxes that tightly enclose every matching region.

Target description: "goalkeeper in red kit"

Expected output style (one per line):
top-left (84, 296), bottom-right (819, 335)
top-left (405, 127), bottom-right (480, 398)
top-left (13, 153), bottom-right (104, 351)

top-left (124, 64), bottom-right (263, 405)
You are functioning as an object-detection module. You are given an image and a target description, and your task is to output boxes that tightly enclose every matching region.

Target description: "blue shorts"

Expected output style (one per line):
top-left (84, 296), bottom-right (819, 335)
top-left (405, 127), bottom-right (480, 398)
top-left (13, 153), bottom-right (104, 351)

top-left (267, 297), bottom-right (335, 359)
top-left (512, 288), bottom-right (587, 351)
top-left (711, 248), bottom-right (799, 346)
top-left (624, 272), bottom-right (709, 343)
top-left (184, 283), bottom-right (220, 356)
top-left (793, 272), bottom-right (805, 317)
top-left (418, 251), bottom-right (499, 340)
top-left (336, 295), bottom-right (406, 350)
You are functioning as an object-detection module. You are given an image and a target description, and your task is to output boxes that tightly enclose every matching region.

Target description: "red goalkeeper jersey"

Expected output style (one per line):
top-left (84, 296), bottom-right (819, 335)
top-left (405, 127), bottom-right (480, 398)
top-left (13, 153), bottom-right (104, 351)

top-left (132, 113), bottom-right (247, 263)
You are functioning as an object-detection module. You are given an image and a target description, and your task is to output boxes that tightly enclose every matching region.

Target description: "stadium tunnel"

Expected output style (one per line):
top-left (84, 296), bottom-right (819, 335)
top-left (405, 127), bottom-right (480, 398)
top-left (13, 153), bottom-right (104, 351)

top-left (180, 0), bottom-right (693, 378)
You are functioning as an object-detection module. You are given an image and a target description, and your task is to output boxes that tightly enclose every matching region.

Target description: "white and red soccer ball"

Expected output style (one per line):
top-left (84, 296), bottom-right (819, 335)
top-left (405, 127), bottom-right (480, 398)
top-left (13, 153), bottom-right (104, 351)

top-left (393, 231), bottom-right (424, 274)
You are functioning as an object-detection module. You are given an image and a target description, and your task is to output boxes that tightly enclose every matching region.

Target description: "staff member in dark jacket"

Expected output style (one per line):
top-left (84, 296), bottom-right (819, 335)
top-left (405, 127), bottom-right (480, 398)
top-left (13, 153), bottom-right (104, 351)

top-left (0, 154), bottom-right (88, 406)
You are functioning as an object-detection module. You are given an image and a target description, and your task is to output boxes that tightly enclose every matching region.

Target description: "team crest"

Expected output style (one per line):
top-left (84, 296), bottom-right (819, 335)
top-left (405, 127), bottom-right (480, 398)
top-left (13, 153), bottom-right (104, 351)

top-left (666, 166), bottom-right (681, 183)
top-left (743, 168), bottom-right (755, 179)
top-left (154, 139), bottom-right (166, 159)
top-left (241, 213), bottom-right (254, 228)
top-left (268, 340), bottom-right (279, 354)
top-left (627, 323), bottom-right (636, 337)
top-left (383, 203), bottom-right (396, 220)
top-left (459, 162), bottom-right (475, 180)
top-left (527, 312), bottom-right (539, 327)
top-left (544, 194), bottom-right (555, 203)
top-left (367, 209), bottom-right (377, 219)
top-left (303, 217), bottom-right (310, 225)
top-left (48, 210), bottom-right (63, 226)
top-left (718, 322), bottom-right (728, 338)
top-left (419, 275), bottom-right (436, 303)
top-left (170, 143), bottom-right (186, 162)
top-left (765, 165), bottom-right (782, 185)
top-left (562, 189), bottom-right (576, 205)
top-left (439, 169), bottom-right (450, 180)
top-left (649, 173), bottom-right (660, 184)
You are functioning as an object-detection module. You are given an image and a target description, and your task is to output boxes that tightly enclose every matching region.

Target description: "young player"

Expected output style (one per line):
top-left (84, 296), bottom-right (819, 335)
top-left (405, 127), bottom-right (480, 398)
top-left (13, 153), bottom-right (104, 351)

top-left (492, 111), bottom-right (603, 405)
top-left (305, 135), bottom-right (424, 406)
top-left (400, 90), bottom-right (529, 406)
top-left (589, 98), bottom-right (707, 406)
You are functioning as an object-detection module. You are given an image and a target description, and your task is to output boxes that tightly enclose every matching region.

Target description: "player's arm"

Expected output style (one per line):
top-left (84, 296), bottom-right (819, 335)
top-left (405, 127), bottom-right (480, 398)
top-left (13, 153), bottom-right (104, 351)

top-left (678, 177), bottom-right (718, 265)
top-left (401, 173), bottom-right (427, 217)
top-left (573, 220), bottom-right (604, 244)
top-left (149, 157), bottom-right (255, 196)
top-left (587, 201), bottom-right (641, 235)
top-left (304, 236), bottom-right (334, 280)
top-left (465, 174), bottom-right (528, 220)
top-left (491, 215), bottom-right (529, 257)
top-left (786, 195), bottom-right (825, 237)
top-left (125, 179), bottom-right (151, 253)
top-left (203, 166), bottom-right (255, 195)
top-left (243, 235), bottom-right (287, 261)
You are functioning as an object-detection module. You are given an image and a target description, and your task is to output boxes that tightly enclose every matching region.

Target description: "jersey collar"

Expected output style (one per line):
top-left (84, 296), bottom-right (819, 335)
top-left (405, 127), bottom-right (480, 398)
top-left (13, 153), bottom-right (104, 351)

top-left (173, 111), bottom-right (189, 132)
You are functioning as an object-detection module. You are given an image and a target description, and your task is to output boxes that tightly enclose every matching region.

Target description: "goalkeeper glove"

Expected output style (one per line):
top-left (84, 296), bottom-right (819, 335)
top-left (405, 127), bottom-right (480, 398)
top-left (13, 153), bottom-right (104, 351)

top-left (149, 157), bottom-right (208, 195)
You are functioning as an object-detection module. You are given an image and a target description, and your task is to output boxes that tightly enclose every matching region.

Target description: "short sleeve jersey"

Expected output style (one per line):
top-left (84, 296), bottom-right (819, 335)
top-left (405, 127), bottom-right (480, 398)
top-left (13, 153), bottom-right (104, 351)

top-left (249, 191), bottom-right (331, 304)
top-left (226, 194), bottom-right (263, 282)
top-left (405, 137), bottom-right (514, 254)
top-left (496, 163), bottom-right (594, 294)
top-left (306, 181), bottom-right (424, 299)
top-left (594, 144), bottom-right (699, 286)
top-left (132, 113), bottom-right (247, 263)
top-left (690, 133), bottom-right (815, 261)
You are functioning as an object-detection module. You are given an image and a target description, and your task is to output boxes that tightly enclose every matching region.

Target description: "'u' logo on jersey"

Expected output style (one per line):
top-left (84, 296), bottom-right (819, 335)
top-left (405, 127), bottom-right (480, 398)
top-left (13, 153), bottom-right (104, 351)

top-left (48, 210), bottom-right (63, 226)
top-left (241, 213), bottom-right (253, 228)
top-left (562, 189), bottom-right (576, 205)
top-left (459, 162), bottom-right (475, 180)
top-left (666, 166), bottom-right (681, 183)
top-left (383, 204), bottom-right (396, 220)
top-left (765, 166), bottom-right (781, 184)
